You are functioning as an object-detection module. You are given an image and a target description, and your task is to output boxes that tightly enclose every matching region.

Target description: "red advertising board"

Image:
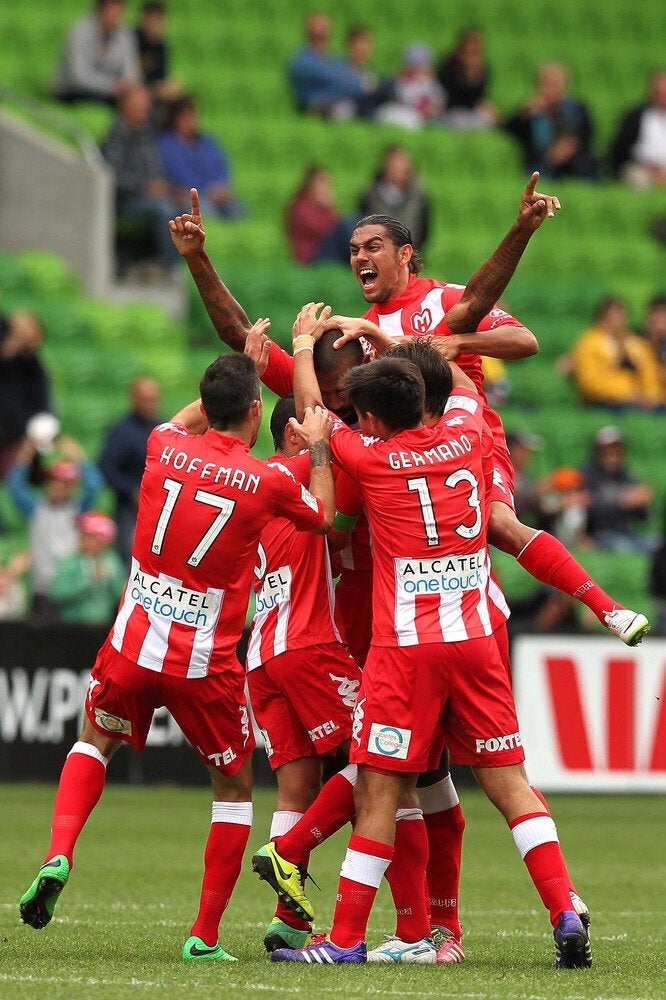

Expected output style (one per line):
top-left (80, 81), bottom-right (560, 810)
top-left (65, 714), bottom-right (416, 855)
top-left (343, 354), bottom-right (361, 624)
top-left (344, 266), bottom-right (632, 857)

top-left (513, 636), bottom-right (666, 791)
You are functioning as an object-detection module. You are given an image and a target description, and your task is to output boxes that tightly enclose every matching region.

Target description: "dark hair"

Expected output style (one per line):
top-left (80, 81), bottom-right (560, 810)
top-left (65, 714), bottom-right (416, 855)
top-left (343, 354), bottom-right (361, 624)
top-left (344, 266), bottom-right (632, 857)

top-left (141, 0), bottom-right (166, 13)
top-left (347, 24), bottom-right (371, 44)
top-left (166, 94), bottom-right (195, 129)
top-left (341, 356), bottom-right (424, 431)
top-left (313, 329), bottom-right (364, 375)
top-left (270, 394), bottom-right (296, 450)
top-left (199, 354), bottom-right (261, 430)
top-left (648, 294), bottom-right (666, 310)
top-left (385, 337), bottom-right (452, 417)
top-left (353, 214), bottom-right (423, 274)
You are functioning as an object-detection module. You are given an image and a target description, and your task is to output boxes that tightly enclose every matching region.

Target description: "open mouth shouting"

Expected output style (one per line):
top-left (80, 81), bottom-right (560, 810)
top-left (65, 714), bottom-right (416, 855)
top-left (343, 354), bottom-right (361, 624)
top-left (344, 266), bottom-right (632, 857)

top-left (357, 266), bottom-right (379, 295)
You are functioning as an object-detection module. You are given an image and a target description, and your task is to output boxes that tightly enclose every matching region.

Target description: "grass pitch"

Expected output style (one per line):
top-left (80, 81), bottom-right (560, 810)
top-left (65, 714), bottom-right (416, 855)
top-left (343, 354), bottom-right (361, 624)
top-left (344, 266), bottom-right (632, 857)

top-left (1, 782), bottom-right (664, 1000)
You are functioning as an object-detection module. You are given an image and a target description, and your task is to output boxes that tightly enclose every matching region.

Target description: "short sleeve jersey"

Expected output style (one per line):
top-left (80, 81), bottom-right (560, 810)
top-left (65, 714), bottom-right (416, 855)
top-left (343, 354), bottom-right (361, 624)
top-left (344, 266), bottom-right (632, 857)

top-left (246, 450), bottom-right (342, 670)
top-left (111, 422), bottom-right (324, 678)
top-left (363, 274), bottom-right (520, 448)
top-left (330, 389), bottom-right (494, 646)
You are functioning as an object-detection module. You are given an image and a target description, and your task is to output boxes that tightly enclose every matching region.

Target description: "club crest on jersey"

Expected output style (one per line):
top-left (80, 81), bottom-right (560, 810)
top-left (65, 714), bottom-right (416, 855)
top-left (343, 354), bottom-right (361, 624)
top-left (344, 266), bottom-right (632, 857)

top-left (368, 723), bottom-right (411, 759)
top-left (410, 308), bottom-right (433, 334)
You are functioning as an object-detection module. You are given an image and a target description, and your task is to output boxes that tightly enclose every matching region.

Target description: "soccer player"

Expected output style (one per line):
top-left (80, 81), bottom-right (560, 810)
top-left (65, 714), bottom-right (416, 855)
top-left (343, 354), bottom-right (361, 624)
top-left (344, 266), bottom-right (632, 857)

top-left (246, 389), bottom-right (362, 952)
top-left (269, 316), bottom-right (591, 969)
top-left (324, 212), bottom-right (650, 647)
top-left (18, 351), bottom-right (335, 962)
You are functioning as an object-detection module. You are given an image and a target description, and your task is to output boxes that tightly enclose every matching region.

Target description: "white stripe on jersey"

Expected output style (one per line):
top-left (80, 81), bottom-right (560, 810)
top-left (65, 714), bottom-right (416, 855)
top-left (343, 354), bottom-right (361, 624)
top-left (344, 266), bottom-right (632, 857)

top-left (394, 561), bottom-right (419, 646)
top-left (137, 608), bottom-right (171, 672)
top-left (324, 546), bottom-right (344, 644)
top-left (437, 591), bottom-right (467, 643)
top-left (187, 586), bottom-right (224, 678)
top-left (487, 555), bottom-right (510, 621)
top-left (377, 287), bottom-right (447, 337)
top-left (111, 556), bottom-right (139, 650)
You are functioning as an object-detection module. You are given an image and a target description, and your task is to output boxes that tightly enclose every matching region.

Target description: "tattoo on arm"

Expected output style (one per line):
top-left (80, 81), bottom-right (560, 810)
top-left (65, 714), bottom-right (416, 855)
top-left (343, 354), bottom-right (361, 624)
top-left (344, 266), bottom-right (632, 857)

top-left (191, 264), bottom-right (251, 351)
top-left (309, 440), bottom-right (331, 467)
top-left (448, 225), bottom-right (531, 334)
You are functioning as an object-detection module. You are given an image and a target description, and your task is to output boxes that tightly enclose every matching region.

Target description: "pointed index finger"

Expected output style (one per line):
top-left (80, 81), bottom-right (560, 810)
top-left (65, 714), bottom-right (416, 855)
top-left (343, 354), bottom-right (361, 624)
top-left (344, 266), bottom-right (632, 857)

top-left (190, 188), bottom-right (201, 219)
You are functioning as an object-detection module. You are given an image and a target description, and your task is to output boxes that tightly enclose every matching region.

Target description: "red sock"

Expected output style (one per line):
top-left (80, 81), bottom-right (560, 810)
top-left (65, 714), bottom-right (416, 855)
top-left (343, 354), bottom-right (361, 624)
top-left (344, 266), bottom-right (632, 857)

top-left (330, 833), bottom-right (393, 948)
top-left (422, 803), bottom-right (464, 938)
top-left (46, 742), bottom-right (108, 867)
top-left (509, 812), bottom-right (573, 927)
top-left (189, 801), bottom-right (252, 946)
top-left (529, 786), bottom-right (577, 897)
top-left (385, 809), bottom-right (430, 942)
top-left (517, 530), bottom-right (623, 624)
top-left (277, 766), bottom-right (356, 864)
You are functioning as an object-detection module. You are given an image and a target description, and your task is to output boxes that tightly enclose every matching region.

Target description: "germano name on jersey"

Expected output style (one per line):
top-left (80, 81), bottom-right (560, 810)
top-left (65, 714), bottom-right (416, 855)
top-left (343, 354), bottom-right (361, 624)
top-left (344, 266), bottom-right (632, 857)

top-left (158, 445), bottom-right (261, 493)
top-left (397, 551), bottom-right (487, 596)
top-left (256, 564), bottom-right (292, 614)
top-left (130, 569), bottom-right (221, 627)
top-left (388, 433), bottom-right (473, 470)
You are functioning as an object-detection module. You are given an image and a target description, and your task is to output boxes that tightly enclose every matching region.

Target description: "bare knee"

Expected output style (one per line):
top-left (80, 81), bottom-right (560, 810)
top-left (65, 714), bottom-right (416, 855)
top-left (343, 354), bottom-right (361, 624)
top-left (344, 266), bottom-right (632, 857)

top-left (209, 757), bottom-right (253, 802)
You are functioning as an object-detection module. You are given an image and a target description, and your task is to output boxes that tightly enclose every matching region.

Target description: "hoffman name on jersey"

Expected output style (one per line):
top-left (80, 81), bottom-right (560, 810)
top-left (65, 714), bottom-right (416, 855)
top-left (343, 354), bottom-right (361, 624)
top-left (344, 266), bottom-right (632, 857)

top-left (159, 445), bottom-right (261, 493)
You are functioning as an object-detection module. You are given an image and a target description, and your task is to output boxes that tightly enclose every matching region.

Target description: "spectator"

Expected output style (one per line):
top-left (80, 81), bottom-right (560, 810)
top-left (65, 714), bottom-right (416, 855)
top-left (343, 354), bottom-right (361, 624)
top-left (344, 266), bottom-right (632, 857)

top-left (0, 310), bottom-right (52, 481)
top-left (503, 61), bottom-right (599, 180)
top-left (609, 69), bottom-right (666, 188)
top-left (53, 0), bottom-right (141, 106)
top-left (286, 166), bottom-right (357, 265)
top-left (157, 95), bottom-right (246, 220)
top-left (392, 44), bottom-right (447, 128)
top-left (0, 549), bottom-right (31, 621)
top-left (341, 25), bottom-right (396, 120)
top-left (358, 145), bottom-right (431, 250)
top-left (50, 512), bottom-right (126, 625)
top-left (504, 430), bottom-right (545, 526)
top-left (7, 439), bottom-right (103, 622)
top-left (436, 26), bottom-right (497, 130)
top-left (640, 293), bottom-right (666, 400)
top-left (503, 434), bottom-right (580, 633)
top-left (648, 503), bottom-right (666, 634)
top-left (98, 375), bottom-right (161, 567)
top-left (135, 0), bottom-right (182, 111)
top-left (481, 355), bottom-right (511, 410)
top-left (102, 83), bottom-right (181, 269)
top-left (569, 296), bottom-right (662, 410)
top-left (289, 13), bottom-right (368, 120)
top-left (580, 425), bottom-right (657, 555)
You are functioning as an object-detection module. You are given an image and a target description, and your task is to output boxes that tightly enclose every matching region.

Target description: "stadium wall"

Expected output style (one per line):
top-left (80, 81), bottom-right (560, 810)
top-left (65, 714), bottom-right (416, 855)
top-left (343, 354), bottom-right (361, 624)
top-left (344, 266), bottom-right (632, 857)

top-left (0, 107), bottom-right (114, 297)
top-left (1, 623), bottom-right (663, 792)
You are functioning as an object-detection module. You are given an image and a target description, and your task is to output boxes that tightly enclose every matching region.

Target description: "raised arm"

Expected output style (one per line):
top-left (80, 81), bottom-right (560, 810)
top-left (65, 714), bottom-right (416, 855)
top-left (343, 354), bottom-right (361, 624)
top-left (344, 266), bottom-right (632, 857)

top-left (289, 405), bottom-right (336, 534)
top-left (290, 302), bottom-right (328, 419)
top-left (445, 171), bottom-right (561, 336)
top-left (169, 188), bottom-right (251, 351)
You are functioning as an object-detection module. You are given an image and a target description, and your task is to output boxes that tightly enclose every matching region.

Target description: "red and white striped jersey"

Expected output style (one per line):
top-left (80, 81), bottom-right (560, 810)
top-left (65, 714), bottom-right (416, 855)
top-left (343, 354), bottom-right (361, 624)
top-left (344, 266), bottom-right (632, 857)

top-left (110, 422), bottom-right (324, 678)
top-left (330, 389), bottom-right (495, 646)
top-left (246, 451), bottom-right (342, 670)
top-left (363, 273), bottom-right (520, 399)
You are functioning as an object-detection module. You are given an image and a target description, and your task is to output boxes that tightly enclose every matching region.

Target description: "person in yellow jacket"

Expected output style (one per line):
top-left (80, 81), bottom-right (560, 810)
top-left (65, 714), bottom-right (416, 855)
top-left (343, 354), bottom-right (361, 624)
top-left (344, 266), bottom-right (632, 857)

top-left (570, 296), bottom-right (662, 409)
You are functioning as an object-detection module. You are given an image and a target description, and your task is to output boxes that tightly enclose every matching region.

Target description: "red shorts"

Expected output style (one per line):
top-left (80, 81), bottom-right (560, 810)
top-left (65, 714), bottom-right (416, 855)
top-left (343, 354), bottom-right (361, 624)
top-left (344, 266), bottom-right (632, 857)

top-left (350, 637), bottom-right (524, 772)
top-left (247, 642), bottom-right (362, 770)
top-left (490, 436), bottom-right (516, 509)
top-left (86, 638), bottom-right (255, 775)
top-left (334, 568), bottom-right (373, 668)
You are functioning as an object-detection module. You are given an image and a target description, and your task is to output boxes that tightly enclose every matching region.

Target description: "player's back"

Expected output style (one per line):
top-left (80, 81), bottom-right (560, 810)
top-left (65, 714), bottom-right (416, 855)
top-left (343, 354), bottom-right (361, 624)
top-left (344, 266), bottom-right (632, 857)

top-left (333, 394), bottom-right (493, 646)
top-left (112, 422), bottom-right (306, 676)
top-left (247, 452), bottom-right (341, 668)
